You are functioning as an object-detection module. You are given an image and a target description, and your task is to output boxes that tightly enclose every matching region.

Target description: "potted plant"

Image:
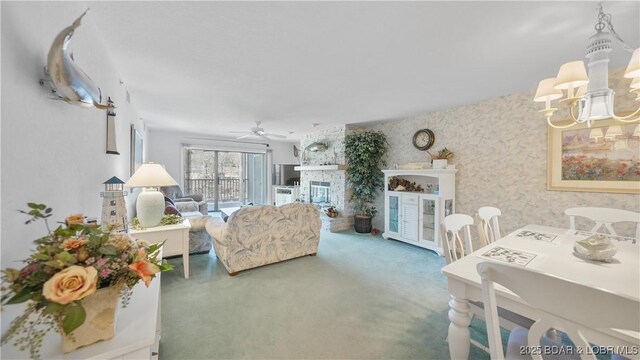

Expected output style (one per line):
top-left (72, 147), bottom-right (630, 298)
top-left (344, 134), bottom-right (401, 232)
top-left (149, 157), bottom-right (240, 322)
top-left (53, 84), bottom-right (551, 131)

top-left (429, 147), bottom-right (454, 169)
top-left (1, 203), bottom-right (173, 358)
top-left (345, 130), bottom-right (389, 233)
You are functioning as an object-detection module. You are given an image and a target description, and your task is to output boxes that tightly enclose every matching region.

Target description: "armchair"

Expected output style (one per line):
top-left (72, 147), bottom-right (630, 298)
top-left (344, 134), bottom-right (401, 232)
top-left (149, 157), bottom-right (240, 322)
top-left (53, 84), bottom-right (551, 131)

top-left (161, 185), bottom-right (208, 215)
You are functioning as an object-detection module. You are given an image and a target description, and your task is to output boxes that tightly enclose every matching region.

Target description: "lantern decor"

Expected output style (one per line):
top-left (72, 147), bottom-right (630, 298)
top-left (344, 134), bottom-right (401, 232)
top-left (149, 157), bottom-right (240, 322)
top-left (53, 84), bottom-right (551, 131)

top-left (101, 176), bottom-right (128, 232)
top-left (106, 97), bottom-right (119, 155)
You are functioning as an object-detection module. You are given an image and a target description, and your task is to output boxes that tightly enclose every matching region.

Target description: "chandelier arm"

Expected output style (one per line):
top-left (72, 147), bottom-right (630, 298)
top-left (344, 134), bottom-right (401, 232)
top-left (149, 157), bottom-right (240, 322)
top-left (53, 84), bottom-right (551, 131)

top-left (612, 107), bottom-right (640, 122)
top-left (546, 117), bottom-right (576, 129)
top-left (569, 104), bottom-right (580, 122)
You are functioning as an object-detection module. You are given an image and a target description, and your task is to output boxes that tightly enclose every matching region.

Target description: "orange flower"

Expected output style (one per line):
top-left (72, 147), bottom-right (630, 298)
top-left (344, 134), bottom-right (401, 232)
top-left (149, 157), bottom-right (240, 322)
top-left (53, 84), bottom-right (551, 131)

top-left (60, 236), bottom-right (88, 251)
top-left (128, 260), bottom-right (160, 287)
top-left (42, 266), bottom-right (98, 304)
top-left (65, 214), bottom-right (84, 225)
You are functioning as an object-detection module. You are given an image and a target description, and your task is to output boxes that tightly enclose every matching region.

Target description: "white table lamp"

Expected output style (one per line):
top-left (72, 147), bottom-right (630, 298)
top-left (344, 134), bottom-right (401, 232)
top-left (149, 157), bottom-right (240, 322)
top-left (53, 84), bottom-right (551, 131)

top-left (124, 163), bottom-right (178, 228)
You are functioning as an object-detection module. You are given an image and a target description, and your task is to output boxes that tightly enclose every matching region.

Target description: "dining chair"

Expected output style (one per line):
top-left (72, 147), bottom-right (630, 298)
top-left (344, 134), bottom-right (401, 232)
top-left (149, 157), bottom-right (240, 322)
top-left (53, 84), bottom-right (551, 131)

top-left (477, 206), bottom-right (502, 247)
top-left (564, 207), bottom-right (640, 240)
top-left (442, 214), bottom-right (533, 353)
top-left (477, 261), bottom-right (640, 360)
top-left (442, 214), bottom-right (475, 264)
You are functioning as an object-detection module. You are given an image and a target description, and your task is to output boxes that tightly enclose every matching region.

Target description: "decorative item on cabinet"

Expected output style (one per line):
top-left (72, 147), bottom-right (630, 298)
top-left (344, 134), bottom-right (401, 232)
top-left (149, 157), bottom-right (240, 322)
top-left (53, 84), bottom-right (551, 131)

top-left (388, 177), bottom-right (424, 192)
top-left (428, 147), bottom-right (454, 169)
top-left (0, 203), bottom-right (172, 358)
top-left (101, 176), bottom-right (128, 232)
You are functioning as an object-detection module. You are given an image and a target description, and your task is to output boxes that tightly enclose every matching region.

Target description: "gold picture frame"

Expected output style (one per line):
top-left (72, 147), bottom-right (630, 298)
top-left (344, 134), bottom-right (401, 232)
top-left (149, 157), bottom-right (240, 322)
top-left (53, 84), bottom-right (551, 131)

top-left (547, 118), bottom-right (640, 194)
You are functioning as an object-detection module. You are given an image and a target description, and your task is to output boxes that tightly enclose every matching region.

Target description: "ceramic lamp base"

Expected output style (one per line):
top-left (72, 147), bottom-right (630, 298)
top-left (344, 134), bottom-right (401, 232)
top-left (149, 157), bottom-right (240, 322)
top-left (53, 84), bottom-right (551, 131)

top-left (136, 188), bottom-right (165, 227)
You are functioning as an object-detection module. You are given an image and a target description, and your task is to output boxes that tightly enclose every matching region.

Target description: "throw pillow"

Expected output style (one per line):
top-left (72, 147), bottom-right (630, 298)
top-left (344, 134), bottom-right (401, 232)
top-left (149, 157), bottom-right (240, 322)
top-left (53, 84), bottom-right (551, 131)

top-left (164, 196), bottom-right (176, 207)
top-left (164, 202), bottom-right (182, 217)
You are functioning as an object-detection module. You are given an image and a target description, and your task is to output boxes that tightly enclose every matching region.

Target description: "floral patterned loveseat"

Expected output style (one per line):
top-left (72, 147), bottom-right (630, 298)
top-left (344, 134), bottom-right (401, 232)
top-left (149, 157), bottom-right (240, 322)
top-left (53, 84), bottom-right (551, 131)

top-left (206, 203), bottom-right (321, 275)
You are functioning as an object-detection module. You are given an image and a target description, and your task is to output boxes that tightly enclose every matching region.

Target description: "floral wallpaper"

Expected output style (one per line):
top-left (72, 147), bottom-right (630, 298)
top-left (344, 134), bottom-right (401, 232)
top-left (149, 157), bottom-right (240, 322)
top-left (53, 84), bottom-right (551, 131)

top-left (368, 69), bottom-right (639, 237)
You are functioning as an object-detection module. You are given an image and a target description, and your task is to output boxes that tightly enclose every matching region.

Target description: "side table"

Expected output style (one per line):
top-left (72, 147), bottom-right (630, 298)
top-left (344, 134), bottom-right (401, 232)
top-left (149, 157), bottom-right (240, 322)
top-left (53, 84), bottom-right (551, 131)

top-left (131, 220), bottom-right (191, 279)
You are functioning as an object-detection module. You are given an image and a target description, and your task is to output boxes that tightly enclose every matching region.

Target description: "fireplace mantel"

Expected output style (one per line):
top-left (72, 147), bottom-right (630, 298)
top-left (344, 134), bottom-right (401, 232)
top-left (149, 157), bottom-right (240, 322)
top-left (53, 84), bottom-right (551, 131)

top-left (294, 165), bottom-right (346, 171)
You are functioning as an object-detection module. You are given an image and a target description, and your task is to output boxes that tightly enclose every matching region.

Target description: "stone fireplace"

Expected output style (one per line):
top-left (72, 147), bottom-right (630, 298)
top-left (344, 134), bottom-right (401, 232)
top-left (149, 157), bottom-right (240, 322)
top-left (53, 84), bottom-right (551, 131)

top-left (296, 125), bottom-right (361, 232)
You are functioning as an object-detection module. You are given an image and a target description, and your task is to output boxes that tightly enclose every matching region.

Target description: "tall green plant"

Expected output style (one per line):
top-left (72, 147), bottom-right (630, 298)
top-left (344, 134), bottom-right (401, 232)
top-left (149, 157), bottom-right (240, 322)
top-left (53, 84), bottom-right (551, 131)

top-left (345, 130), bottom-right (389, 217)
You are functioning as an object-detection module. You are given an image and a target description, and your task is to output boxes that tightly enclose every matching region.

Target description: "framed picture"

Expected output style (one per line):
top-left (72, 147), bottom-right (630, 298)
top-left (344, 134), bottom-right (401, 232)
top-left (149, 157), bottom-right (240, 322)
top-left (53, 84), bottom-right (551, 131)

top-left (130, 125), bottom-right (143, 176)
top-left (547, 118), bottom-right (640, 194)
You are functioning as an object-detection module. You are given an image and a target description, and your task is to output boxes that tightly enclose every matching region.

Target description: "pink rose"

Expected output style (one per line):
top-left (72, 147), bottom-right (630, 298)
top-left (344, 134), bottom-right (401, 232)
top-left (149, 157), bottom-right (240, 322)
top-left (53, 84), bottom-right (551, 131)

top-left (128, 260), bottom-right (160, 287)
top-left (42, 266), bottom-right (98, 304)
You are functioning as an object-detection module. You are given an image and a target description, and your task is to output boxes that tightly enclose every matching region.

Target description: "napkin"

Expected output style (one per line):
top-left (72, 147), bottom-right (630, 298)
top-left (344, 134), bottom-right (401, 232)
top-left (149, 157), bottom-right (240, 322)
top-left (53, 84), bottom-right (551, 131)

top-left (574, 234), bottom-right (617, 262)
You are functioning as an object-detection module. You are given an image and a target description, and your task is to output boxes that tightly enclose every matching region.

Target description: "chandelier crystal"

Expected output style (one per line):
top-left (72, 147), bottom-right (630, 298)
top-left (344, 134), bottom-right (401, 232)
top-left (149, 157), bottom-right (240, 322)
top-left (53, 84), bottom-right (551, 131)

top-left (535, 5), bottom-right (640, 129)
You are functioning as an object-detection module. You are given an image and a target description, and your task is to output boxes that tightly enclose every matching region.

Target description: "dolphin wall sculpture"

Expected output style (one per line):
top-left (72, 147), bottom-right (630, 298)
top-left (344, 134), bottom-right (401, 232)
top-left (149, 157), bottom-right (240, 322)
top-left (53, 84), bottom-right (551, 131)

top-left (46, 9), bottom-right (107, 109)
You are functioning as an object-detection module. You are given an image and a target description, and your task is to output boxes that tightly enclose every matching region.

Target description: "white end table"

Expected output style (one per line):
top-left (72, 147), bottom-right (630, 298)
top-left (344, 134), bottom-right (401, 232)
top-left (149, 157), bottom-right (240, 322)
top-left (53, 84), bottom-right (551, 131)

top-left (131, 220), bottom-right (191, 279)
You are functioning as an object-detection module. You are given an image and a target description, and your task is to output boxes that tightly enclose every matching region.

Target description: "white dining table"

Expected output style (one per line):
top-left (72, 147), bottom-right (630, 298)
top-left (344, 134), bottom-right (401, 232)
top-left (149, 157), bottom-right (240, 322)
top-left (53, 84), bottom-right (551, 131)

top-left (441, 224), bottom-right (640, 360)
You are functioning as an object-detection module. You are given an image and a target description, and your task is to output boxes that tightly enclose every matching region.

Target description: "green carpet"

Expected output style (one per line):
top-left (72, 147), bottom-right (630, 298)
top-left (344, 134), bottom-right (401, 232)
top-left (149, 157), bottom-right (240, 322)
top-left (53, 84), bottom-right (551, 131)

top-left (159, 231), bottom-right (494, 359)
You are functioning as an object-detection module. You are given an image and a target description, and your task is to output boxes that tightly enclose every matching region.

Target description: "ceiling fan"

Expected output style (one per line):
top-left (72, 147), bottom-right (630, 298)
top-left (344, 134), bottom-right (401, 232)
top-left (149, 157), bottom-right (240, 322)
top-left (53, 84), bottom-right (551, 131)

top-left (230, 121), bottom-right (287, 140)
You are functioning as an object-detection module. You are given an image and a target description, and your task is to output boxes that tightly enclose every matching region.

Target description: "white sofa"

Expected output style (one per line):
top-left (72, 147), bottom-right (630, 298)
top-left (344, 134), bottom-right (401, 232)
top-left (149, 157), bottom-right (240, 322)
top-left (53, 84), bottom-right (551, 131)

top-left (206, 203), bottom-right (321, 275)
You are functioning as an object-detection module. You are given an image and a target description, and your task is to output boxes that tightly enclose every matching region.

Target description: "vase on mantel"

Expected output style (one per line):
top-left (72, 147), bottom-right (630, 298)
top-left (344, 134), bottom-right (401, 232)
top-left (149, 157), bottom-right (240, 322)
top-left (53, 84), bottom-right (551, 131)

top-left (432, 159), bottom-right (448, 169)
top-left (62, 285), bottom-right (121, 353)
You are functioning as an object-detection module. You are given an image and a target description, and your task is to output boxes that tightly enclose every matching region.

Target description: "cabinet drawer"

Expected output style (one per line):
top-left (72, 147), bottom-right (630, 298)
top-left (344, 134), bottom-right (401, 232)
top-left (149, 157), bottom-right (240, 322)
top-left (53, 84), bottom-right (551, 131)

top-left (401, 194), bottom-right (419, 204)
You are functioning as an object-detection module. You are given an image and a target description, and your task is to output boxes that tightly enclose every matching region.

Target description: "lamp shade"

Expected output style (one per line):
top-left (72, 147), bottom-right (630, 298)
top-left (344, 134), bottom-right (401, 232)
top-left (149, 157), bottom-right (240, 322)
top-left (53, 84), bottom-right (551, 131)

top-left (604, 125), bottom-right (623, 140)
top-left (624, 48), bottom-right (640, 79)
top-left (589, 128), bottom-right (604, 140)
top-left (534, 78), bottom-right (563, 102)
top-left (554, 61), bottom-right (589, 90)
top-left (124, 163), bottom-right (178, 188)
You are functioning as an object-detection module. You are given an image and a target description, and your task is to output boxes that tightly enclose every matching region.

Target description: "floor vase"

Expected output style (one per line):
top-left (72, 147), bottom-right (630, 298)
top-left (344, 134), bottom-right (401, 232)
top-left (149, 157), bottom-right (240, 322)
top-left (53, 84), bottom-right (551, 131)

top-left (62, 285), bottom-right (121, 353)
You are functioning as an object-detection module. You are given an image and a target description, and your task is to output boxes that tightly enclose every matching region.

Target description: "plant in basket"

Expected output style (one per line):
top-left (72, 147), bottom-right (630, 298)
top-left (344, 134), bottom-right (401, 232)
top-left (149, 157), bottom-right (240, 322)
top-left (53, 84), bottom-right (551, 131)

top-left (0, 203), bottom-right (173, 359)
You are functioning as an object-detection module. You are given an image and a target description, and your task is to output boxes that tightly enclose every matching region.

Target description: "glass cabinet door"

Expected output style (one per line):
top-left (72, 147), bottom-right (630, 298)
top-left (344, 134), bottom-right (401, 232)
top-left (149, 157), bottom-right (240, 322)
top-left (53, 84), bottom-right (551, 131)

top-left (388, 194), bottom-right (399, 233)
top-left (420, 196), bottom-right (437, 244)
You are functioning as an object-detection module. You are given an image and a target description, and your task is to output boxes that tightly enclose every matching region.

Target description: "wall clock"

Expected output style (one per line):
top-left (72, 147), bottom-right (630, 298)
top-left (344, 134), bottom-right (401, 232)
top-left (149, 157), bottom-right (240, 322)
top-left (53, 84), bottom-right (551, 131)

top-left (412, 129), bottom-right (435, 150)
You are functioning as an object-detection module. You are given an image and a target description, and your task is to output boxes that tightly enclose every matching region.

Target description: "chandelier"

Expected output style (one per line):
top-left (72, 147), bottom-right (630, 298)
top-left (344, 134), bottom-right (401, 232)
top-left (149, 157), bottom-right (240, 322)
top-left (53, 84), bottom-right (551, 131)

top-left (534, 5), bottom-right (640, 129)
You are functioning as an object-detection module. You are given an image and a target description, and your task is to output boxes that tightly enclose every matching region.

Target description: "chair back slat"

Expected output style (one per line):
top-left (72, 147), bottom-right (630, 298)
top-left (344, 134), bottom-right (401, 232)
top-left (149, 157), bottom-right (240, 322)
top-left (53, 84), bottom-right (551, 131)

top-left (478, 207), bottom-right (502, 246)
top-left (443, 214), bottom-right (474, 264)
top-left (565, 207), bottom-right (640, 239)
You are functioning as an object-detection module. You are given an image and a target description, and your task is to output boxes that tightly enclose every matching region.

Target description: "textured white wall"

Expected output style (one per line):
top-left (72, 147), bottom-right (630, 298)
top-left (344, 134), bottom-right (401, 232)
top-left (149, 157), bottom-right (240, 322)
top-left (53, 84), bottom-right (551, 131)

top-left (1, 2), bottom-right (145, 334)
top-left (369, 69), bottom-right (640, 236)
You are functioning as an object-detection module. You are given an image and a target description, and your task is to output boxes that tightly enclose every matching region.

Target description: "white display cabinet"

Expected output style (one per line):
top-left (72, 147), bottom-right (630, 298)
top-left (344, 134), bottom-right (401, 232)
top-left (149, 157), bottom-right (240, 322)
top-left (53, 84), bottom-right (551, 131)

top-left (382, 169), bottom-right (456, 255)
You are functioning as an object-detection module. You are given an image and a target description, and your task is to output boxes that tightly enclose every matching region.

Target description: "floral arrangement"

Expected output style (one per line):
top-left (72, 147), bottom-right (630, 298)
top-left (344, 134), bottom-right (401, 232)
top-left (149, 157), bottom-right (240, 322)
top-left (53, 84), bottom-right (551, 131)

top-left (130, 213), bottom-right (183, 230)
top-left (1, 203), bottom-right (173, 358)
top-left (428, 147), bottom-right (454, 160)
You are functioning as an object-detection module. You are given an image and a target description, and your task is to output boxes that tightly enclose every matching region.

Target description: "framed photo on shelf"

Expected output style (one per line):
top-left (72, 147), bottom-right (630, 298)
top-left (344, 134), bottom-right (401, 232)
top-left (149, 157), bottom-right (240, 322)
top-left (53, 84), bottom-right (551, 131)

top-left (547, 117), bottom-right (640, 194)
top-left (130, 125), bottom-right (143, 176)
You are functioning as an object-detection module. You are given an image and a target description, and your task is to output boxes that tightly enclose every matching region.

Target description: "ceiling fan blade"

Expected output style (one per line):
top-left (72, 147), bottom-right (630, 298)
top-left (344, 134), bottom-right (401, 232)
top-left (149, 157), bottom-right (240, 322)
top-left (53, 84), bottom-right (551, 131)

top-left (263, 133), bottom-right (287, 139)
top-left (236, 134), bottom-right (254, 139)
top-left (257, 134), bottom-right (270, 140)
top-left (230, 131), bottom-right (253, 134)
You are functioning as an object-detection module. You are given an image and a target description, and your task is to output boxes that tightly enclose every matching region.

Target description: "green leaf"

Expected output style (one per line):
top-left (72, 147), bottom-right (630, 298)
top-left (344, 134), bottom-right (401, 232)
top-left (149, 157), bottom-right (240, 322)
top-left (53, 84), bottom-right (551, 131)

top-left (98, 245), bottom-right (118, 256)
top-left (62, 304), bottom-right (86, 335)
top-left (33, 253), bottom-right (51, 261)
top-left (56, 251), bottom-right (76, 264)
top-left (43, 301), bottom-right (65, 315)
top-left (5, 289), bottom-right (34, 304)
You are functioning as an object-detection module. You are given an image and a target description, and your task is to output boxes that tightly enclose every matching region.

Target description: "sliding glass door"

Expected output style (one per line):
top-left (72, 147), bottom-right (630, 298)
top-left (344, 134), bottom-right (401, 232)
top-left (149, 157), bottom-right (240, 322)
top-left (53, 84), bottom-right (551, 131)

top-left (183, 148), bottom-right (266, 211)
